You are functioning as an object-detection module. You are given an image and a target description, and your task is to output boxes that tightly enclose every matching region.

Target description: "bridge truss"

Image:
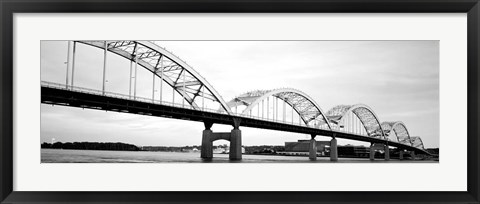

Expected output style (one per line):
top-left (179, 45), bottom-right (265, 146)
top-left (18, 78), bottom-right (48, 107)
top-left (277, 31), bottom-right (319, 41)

top-left (325, 104), bottom-right (386, 140)
top-left (44, 40), bottom-right (430, 152)
top-left (75, 41), bottom-right (232, 114)
top-left (226, 88), bottom-right (331, 130)
top-left (381, 121), bottom-right (413, 146)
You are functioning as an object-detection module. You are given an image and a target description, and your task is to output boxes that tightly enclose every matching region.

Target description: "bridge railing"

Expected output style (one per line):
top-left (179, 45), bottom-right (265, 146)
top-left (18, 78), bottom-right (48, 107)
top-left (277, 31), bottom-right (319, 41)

top-left (41, 81), bottom-right (313, 125)
top-left (41, 81), bottom-right (225, 114)
top-left (41, 81), bottom-right (376, 138)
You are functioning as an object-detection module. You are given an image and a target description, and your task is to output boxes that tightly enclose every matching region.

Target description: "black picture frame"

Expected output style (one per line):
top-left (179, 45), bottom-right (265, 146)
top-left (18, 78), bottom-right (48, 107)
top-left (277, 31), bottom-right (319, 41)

top-left (1, 0), bottom-right (479, 203)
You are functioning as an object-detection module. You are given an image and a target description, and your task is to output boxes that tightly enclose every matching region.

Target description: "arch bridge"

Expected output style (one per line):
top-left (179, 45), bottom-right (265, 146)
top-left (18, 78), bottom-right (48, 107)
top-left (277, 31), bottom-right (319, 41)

top-left (41, 40), bottom-right (431, 161)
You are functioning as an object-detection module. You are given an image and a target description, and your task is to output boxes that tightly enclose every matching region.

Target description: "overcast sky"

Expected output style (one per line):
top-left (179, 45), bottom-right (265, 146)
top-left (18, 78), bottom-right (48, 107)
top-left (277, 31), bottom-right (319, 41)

top-left (41, 41), bottom-right (439, 148)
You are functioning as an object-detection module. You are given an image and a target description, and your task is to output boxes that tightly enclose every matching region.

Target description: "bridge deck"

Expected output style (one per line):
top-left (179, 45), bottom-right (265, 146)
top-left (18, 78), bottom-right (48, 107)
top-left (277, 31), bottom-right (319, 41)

top-left (41, 85), bottom-right (431, 155)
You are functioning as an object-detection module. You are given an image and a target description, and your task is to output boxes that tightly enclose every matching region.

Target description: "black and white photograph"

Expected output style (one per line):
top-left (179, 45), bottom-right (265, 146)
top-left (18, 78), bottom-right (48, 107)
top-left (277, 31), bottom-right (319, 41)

top-left (40, 40), bottom-right (439, 163)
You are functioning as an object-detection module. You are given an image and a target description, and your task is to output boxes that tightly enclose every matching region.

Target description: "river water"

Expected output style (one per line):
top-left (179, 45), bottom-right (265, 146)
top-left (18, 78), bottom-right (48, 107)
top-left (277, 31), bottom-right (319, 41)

top-left (41, 149), bottom-right (436, 163)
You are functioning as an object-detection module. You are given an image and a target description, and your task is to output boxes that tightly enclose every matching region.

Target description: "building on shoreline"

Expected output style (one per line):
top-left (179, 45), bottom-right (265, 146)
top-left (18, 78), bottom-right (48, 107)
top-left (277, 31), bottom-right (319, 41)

top-left (285, 140), bottom-right (369, 158)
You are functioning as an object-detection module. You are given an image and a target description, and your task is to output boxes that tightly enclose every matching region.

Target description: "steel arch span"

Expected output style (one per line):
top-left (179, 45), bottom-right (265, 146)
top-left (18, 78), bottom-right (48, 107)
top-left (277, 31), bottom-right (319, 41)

top-left (410, 136), bottom-right (425, 149)
top-left (76, 41), bottom-right (233, 114)
top-left (381, 121), bottom-right (413, 146)
top-left (225, 88), bottom-right (332, 129)
top-left (325, 104), bottom-right (386, 139)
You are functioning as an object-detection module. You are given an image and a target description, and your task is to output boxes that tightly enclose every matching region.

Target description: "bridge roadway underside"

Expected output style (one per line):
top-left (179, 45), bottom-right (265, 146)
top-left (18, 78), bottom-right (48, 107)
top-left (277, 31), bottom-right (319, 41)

top-left (41, 87), bottom-right (430, 155)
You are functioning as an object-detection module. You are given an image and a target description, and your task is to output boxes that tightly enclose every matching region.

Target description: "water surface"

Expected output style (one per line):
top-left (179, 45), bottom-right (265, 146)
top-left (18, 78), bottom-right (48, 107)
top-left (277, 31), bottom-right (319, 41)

top-left (41, 149), bottom-right (436, 163)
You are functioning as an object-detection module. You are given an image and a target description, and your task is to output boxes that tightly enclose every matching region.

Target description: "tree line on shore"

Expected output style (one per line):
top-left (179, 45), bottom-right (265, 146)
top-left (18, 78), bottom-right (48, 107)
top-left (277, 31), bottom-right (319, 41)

top-left (41, 142), bottom-right (140, 151)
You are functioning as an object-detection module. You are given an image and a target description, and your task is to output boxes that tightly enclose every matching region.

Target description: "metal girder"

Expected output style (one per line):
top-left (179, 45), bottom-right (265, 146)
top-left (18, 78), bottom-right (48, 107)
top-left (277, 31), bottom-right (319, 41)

top-left (225, 88), bottom-right (332, 130)
top-left (75, 41), bottom-right (232, 114)
top-left (410, 136), bottom-right (425, 149)
top-left (325, 104), bottom-right (386, 139)
top-left (109, 41), bottom-right (135, 49)
top-left (138, 50), bottom-right (162, 59)
top-left (381, 121), bottom-right (413, 146)
top-left (174, 81), bottom-right (202, 87)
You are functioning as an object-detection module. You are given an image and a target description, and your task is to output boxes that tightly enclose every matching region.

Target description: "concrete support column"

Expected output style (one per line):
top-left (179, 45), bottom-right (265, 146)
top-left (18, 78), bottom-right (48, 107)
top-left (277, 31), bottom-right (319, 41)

top-left (400, 150), bottom-right (415, 160)
top-left (330, 137), bottom-right (338, 161)
top-left (399, 150), bottom-right (404, 160)
top-left (201, 122), bottom-right (214, 159)
top-left (384, 145), bottom-right (390, 161)
top-left (229, 129), bottom-right (242, 160)
top-left (370, 143), bottom-right (375, 161)
top-left (201, 129), bottom-right (213, 159)
top-left (309, 135), bottom-right (317, 161)
top-left (370, 143), bottom-right (389, 161)
top-left (229, 118), bottom-right (242, 160)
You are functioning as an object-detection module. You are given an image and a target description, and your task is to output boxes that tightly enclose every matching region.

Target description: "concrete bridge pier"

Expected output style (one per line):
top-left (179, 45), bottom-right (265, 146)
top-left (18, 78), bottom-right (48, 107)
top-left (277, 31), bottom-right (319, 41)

top-left (330, 137), bottom-right (338, 161)
top-left (370, 143), bottom-right (390, 161)
top-left (309, 135), bottom-right (317, 161)
top-left (399, 150), bottom-right (415, 160)
top-left (385, 145), bottom-right (390, 161)
top-left (229, 118), bottom-right (242, 160)
top-left (200, 119), bottom-right (242, 160)
top-left (308, 135), bottom-right (336, 161)
top-left (200, 122), bottom-right (214, 159)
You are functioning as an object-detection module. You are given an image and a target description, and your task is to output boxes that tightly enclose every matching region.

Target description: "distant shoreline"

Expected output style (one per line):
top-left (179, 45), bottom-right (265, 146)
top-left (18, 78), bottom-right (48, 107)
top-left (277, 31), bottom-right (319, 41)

top-left (41, 141), bottom-right (140, 151)
top-left (41, 142), bottom-right (439, 160)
